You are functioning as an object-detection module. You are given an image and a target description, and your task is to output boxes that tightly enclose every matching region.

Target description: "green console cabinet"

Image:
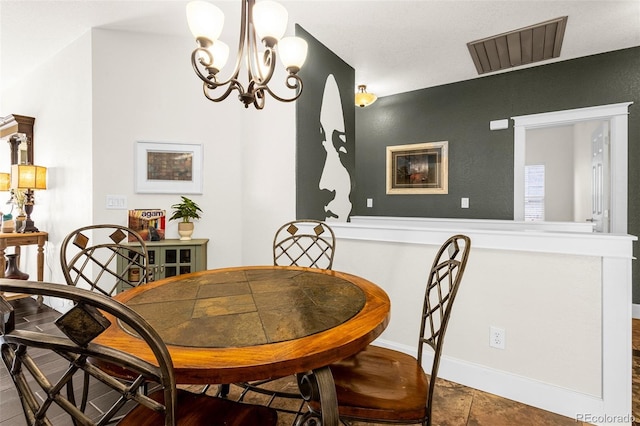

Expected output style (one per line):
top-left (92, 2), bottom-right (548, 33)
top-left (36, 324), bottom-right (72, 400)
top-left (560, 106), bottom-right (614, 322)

top-left (118, 238), bottom-right (208, 284)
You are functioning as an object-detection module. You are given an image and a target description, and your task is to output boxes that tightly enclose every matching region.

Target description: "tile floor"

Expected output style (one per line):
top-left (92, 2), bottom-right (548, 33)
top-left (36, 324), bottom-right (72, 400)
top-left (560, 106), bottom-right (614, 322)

top-left (2, 298), bottom-right (639, 426)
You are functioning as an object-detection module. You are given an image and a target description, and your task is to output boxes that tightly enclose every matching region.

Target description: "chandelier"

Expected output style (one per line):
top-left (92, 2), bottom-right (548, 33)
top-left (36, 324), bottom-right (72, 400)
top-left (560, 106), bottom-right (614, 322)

top-left (186, 0), bottom-right (308, 110)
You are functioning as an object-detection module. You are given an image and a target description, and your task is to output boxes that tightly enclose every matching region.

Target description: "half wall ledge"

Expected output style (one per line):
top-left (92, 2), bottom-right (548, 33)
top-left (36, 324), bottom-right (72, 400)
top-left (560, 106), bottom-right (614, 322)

top-left (329, 216), bottom-right (636, 426)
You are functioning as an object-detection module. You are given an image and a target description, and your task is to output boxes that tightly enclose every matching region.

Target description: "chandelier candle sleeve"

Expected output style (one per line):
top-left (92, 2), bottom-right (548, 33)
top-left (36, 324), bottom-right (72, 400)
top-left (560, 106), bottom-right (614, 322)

top-left (186, 0), bottom-right (308, 109)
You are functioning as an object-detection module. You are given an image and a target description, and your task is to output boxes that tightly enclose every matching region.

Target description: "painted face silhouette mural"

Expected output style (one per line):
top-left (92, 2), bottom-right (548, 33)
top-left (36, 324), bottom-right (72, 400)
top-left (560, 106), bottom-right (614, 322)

top-left (319, 74), bottom-right (352, 221)
top-left (295, 25), bottom-right (355, 222)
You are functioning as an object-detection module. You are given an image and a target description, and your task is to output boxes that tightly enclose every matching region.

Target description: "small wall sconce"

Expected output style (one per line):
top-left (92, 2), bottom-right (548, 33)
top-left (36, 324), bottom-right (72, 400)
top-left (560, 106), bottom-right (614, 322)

top-left (11, 164), bottom-right (47, 233)
top-left (355, 84), bottom-right (377, 108)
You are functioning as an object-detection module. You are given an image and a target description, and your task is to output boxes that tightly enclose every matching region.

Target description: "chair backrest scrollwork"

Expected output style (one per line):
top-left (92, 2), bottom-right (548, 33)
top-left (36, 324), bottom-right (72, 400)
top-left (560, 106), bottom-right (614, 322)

top-left (0, 280), bottom-right (177, 425)
top-left (60, 224), bottom-right (151, 296)
top-left (273, 220), bottom-right (336, 269)
top-left (418, 234), bottom-right (471, 420)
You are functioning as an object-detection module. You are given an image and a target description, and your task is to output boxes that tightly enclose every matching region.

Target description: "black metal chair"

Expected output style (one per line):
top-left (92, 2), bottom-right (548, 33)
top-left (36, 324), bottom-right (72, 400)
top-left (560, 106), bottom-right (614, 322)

top-left (60, 224), bottom-right (152, 296)
top-left (303, 234), bottom-right (471, 426)
top-left (59, 224), bottom-right (155, 413)
top-left (0, 280), bottom-right (278, 426)
top-left (215, 220), bottom-right (337, 423)
top-left (272, 219), bottom-right (336, 269)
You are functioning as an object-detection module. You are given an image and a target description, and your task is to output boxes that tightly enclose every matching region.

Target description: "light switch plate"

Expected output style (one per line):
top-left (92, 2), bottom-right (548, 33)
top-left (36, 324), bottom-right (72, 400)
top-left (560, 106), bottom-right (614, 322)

top-left (106, 195), bottom-right (127, 210)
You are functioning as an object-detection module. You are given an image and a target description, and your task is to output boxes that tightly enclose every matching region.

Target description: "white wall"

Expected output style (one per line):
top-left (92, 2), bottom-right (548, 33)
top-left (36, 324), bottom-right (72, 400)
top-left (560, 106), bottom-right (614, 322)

top-left (0, 28), bottom-right (297, 290)
top-left (240, 98), bottom-right (297, 266)
top-left (90, 29), bottom-right (248, 269)
top-left (0, 32), bottom-right (94, 311)
top-left (526, 125), bottom-right (575, 221)
top-left (331, 218), bottom-right (634, 424)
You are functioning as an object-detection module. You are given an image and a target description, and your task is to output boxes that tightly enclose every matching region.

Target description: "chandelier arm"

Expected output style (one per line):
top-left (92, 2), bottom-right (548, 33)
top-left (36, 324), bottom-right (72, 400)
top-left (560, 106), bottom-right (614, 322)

top-left (246, 19), bottom-right (276, 87)
top-left (214, 0), bottom-right (249, 92)
top-left (263, 74), bottom-right (304, 103)
top-left (253, 89), bottom-right (266, 110)
top-left (202, 80), bottom-right (240, 103)
top-left (230, 0), bottom-right (251, 87)
top-left (190, 48), bottom-right (239, 91)
top-left (191, 49), bottom-right (220, 86)
top-left (187, 0), bottom-right (305, 109)
top-left (259, 49), bottom-right (277, 86)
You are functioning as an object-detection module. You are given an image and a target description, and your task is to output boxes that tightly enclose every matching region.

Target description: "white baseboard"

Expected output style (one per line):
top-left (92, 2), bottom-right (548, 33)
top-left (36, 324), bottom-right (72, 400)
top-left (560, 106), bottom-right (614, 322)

top-left (374, 338), bottom-right (628, 426)
top-left (632, 303), bottom-right (640, 319)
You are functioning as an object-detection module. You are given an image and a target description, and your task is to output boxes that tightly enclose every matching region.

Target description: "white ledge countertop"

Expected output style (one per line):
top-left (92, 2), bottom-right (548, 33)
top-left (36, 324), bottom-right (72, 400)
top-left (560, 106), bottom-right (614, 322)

top-left (329, 216), bottom-right (637, 259)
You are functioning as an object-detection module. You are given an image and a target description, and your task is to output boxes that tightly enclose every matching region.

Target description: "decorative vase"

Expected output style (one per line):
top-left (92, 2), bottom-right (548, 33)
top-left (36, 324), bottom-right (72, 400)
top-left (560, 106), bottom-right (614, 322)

top-left (5, 254), bottom-right (29, 280)
top-left (178, 222), bottom-right (194, 241)
top-left (15, 214), bottom-right (26, 233)
top-left (1, 215), bottom-right (14, 233)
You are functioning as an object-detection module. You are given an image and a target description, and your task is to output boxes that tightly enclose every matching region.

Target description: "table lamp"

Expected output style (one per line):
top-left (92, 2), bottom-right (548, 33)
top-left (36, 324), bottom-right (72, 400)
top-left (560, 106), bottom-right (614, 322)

top-left (11, 164), bottom-right (46, 233)
top-left (0, 173), bottom-right (10, 192)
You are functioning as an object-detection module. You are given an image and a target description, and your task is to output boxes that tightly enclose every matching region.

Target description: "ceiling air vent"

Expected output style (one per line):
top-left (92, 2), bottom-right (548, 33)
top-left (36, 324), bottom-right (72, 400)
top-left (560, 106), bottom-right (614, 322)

top-left (467, 16), bottom-right (568, 75)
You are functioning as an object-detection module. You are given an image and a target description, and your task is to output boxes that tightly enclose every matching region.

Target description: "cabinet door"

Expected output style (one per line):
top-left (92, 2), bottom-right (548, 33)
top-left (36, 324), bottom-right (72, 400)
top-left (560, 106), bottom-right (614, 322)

top-left (162, 247), bottom-right (194, 278)
top-left (147, 248), bottom-right (159, 281)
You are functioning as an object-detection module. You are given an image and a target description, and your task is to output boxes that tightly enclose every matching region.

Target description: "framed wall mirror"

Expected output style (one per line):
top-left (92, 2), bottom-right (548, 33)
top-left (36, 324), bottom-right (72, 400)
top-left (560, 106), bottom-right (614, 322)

top-left (0, 114), bottom-right (35, 167)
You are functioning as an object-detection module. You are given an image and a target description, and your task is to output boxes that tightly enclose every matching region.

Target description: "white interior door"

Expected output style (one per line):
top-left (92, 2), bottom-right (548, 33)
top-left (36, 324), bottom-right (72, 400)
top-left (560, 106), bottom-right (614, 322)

top-left (512, 102), bottom-right (631, 234)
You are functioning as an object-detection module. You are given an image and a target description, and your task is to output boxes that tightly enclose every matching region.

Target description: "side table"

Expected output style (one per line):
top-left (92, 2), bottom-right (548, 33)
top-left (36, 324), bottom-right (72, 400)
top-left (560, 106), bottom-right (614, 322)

top-left (0, 231), bottom-right (48, 304)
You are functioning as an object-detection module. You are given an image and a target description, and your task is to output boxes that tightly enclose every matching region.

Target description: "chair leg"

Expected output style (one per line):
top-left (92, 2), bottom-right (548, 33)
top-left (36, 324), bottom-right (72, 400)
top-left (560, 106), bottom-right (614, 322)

top-left (218, 383), bottom-right (230, 398)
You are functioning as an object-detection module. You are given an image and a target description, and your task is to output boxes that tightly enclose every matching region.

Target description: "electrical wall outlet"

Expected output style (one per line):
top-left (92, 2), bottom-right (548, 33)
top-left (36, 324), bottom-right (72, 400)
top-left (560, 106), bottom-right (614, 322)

top-left (490, 326), bottom-right (505, 349)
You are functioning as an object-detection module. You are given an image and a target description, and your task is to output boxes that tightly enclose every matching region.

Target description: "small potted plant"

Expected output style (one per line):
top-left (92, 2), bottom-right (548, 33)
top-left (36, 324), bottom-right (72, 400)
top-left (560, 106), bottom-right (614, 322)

top-left (169, 196), bottom-right (202, 241)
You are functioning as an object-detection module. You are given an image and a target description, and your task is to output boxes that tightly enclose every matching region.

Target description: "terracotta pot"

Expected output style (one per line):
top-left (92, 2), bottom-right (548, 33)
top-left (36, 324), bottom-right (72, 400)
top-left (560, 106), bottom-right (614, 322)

top-left (178, 222), bottom-right (194, 241)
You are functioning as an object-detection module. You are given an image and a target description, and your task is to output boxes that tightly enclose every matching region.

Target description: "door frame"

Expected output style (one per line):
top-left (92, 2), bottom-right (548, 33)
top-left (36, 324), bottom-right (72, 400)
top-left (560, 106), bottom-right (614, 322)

top-left (512, 102), bottom-right (633, 233)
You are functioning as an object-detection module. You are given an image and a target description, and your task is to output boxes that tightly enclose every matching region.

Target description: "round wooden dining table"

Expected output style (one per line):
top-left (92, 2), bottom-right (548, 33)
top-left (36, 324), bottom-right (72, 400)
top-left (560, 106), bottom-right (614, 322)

top-left (96, 265), bottom-right (391, 426)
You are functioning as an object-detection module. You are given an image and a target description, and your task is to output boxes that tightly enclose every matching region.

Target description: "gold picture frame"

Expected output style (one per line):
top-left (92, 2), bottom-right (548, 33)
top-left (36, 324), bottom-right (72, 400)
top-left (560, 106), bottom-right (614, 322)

top-left (386, 141), bottom-right (448, 194)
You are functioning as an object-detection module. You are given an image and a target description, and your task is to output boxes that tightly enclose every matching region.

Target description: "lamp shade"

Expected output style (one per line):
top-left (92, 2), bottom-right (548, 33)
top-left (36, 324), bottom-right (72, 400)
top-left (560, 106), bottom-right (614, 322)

top-left (355, 85), bottom-right (377, 107)
top-left (209, 40), bottom-right (230, 72)
top-left (198, 40), bottom-right (230, 73)
top-left (0, 173), bottom-right (10, 191)
top-left (278, 37), bottom-right (308, 73)
top-left (11, 164), bottom-right (47, 190)
top-left (186, 0), bottom-right (225, 44)
top-left (253, 0), bottom-right (288, 43)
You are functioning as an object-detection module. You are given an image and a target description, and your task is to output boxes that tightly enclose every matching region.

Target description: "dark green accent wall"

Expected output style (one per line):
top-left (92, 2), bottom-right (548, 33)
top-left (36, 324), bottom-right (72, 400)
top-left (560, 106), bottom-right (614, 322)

top-left (295, 25), bottom-right (355, 221)
top-left (353, 46), bottom-right (640, 300)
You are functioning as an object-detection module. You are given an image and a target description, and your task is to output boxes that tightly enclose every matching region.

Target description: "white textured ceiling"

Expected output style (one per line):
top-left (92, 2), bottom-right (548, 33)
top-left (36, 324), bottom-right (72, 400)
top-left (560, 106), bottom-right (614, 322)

top-left (1, 0), bottom-right (639, 96)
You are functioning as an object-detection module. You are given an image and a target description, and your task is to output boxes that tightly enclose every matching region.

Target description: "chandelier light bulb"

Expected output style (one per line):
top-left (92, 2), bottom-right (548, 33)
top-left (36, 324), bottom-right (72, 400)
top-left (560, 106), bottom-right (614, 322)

top-left (278, 37), bottom-right (308, 73)
top-left (209, 41), bottom-right (230, 73)
top-left (186, 1), bottom-right (225, 46)
top-left (252, 0), bottom-right (288, 46)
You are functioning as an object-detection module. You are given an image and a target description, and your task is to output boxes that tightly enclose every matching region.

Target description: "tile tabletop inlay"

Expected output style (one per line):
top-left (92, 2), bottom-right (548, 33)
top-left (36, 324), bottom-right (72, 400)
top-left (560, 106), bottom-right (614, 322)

top-left (123, 269), bottom-right (366, 348)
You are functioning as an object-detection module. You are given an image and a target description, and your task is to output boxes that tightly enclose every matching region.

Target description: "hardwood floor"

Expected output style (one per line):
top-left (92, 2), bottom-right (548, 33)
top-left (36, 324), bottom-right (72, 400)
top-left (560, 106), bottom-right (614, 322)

top-left (1, 297), bottom-right (637, 425)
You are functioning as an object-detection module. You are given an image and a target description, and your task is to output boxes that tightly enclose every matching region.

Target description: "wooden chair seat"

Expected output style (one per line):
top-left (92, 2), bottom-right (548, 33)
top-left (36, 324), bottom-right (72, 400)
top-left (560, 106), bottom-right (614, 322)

top-left (325, 345), bottom-right (429, 422)
top-left (307, 234), bottom-right (471, 426)
top-left (121, 388), bottom-right (278, 426)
